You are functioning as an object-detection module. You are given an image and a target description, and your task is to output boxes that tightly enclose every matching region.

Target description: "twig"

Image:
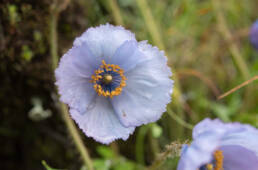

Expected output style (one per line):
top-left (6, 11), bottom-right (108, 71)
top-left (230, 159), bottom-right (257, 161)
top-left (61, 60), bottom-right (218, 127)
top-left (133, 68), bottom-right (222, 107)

top-left (218, 75), bottom-right (258, 100)
top-left (49, 1), bottom-right (94, 170)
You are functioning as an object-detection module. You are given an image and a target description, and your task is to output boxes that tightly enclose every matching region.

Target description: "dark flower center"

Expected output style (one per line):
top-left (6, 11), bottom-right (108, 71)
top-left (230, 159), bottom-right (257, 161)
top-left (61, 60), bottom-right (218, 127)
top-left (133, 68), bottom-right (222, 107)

top-left (90, 60), bottom-right (126, 98)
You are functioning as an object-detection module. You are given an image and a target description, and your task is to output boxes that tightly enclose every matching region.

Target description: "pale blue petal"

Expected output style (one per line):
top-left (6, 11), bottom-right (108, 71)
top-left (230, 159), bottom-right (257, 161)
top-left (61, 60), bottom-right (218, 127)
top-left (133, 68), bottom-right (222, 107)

top-left (74, 24), bottom-right (136, 60)
top-left (177, 132), bottom-right (221, 170)
top-left (55, 50), bottom-right (96, 113)
top-left (193, 118), bottom-right (258, 158)
top-left (71, 42), bottom-right (101, 77)
top-left (192, 118), bottom-right (254, 139)
top-left (185, 119), bottom-right (258, 170)
top-left (193, 118), bottom-right (228, 139)
top-left (110, 40), bottom-right (148, 72)
top-left (70, 96), bottom-right (135, 144)
top-left (112, 41), bottom-right (173, 127)
top-left (221, 125), bottom-right (258, 158)
top-left (220, 145), bottom-right (258, 170)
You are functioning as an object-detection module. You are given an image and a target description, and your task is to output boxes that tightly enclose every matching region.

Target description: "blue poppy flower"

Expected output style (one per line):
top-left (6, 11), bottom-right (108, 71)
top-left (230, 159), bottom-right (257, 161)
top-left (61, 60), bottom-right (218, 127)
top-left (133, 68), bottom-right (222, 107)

top-left (177, 118), bottom-right (258, 170)
top-left (250, 20), bottom-right (258, 49)
top-left (55, 24), bottom-right (173, 144)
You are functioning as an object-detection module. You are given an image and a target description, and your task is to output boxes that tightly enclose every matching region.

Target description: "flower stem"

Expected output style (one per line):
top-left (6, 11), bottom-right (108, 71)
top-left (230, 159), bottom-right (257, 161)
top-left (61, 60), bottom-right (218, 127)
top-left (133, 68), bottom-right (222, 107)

top-left (135, 125), bottom-right (150, 165)
top-left (49, 1), bottom-right (94, 169)
top-left (60, 104), bottom-right (94, 170)
top-left (50, 13), bottom-right (58, 71)
top-left (167, 107), bottom-right (193, 130)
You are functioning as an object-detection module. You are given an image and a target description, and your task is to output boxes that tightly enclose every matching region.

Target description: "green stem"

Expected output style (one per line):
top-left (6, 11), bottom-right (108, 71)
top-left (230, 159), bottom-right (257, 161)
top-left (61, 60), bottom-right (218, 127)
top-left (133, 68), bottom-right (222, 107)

top-left (49, 5), bottom-right (94, 170)
top-left (50, 13), bottom-right (58, 71)
top-left (167, 107), bottom-right (193, 130)
top-left (60, 104), bottom-right (94, 170)
top-left (135, 125), bottom-right (150, 165)
top-left (148, 124), bottom-right (160, 159)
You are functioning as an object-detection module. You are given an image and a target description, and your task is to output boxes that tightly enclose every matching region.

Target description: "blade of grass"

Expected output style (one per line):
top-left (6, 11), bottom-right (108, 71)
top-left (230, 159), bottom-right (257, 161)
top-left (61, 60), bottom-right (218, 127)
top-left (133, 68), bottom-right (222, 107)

top-left (135, 0), bottom-right (182, 105)
top-left (108, 0), bottom-right (124, 25)
top-left (212, 0), bottom-right (250, 80)
top-left (135, 0), bottom-right (165, 50)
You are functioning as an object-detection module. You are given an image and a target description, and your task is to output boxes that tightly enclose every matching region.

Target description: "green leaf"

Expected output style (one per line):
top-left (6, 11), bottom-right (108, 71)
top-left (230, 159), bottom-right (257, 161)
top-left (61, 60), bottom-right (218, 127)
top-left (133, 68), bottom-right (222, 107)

top-left (97, 146), bottom-right (115, 159)
top-left (93, 159), bottom-right (112, 170)
top-left (113, 159), bottom-right (135, 170)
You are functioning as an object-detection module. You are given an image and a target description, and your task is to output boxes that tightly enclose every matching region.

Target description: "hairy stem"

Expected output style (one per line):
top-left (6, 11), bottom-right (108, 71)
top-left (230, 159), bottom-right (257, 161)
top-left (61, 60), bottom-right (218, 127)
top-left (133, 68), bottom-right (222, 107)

top-left (148, 141), bottom-right (183, 170)
top-left (60, 104), bottom-right (94, 170)
top-left (49, 1), bottom-right (94, 169)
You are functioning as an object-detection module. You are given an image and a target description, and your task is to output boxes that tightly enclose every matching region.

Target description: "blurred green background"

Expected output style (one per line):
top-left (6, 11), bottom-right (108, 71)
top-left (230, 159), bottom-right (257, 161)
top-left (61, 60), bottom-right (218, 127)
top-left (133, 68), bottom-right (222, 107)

top-left (1, 0), bottom-right (258, 169)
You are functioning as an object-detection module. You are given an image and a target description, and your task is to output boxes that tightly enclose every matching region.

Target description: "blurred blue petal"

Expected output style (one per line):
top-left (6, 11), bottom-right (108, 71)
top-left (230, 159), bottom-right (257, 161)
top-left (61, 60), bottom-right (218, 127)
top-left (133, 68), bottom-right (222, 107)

top-left (250, 20), bottom-right (258, 49)
top-left (178, 119), bottom-right (258, 170)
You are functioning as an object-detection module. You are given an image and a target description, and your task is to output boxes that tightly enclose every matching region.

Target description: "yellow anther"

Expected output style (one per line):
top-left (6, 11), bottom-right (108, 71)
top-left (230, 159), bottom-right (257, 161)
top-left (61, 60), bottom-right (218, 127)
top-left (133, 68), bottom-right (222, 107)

top-left (206, 164), bottom-right (213, 170)
top-left (90, 60), bottom-right (126, 98)
top-left (214, 150), bottom-right (223, 170)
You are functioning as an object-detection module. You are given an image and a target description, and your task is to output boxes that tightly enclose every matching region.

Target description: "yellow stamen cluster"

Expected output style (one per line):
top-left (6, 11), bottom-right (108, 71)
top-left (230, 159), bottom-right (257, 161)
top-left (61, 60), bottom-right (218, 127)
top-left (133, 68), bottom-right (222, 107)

top-left (205, 150), bottom-right (224, 170)
top-left (91, 60), bottom-right (126, 98)
top-left (214, 150), bottom-right (223, 170)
